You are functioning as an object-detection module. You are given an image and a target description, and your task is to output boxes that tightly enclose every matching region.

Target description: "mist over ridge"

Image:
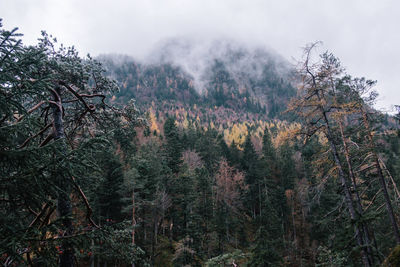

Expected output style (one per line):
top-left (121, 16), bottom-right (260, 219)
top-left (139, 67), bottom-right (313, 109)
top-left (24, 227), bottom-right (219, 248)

top-left (99, 37), bottom-right (295, 97)
top-left (98, 37), bottom-right (297, 120)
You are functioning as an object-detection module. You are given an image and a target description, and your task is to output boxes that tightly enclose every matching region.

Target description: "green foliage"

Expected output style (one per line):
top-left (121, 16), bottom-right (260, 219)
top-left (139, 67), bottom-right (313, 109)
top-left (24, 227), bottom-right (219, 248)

top-left (95, 150), bottom-right (125, 222)
top-left (278, 141), bottom-right (296, 190)
top-left (0, 20), bottom-right (143, 266)
top-left (194, 127), bottom-right (223, 174)
top-left (249, 234), bottom-right (281, 266)
top-left (88, 223), bottom-right (148, 266)
top-left (205, 249), bottom-right (250, 267)
top-left (316, 246), bottom-right (347, 267)
top-left (164, 117), bottom-right (183, 173)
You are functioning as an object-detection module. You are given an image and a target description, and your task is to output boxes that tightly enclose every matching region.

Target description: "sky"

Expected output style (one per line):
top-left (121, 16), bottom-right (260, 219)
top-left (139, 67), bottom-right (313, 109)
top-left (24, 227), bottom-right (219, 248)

top-left (1, 0), bottom-right (400, 112)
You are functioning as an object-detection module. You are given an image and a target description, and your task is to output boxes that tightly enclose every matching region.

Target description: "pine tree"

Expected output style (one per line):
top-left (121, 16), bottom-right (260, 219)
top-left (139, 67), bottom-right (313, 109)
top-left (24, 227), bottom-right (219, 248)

top-left (248, 127), bottom-right (285, 266)
top-left (278, 141), bottom-right (296, 190)
top-left (0, 21), bottom-right (141, 266)
top-left (164, 117), bottom-right (183, 174)
top-left (241, 134), bottom-right (262, 218)
top-left (95, 150), bottom-right (124, 222)
top-left (195, 128), bottom-right (222, 174)
top-left (228, 140), bottom-right (241, 167)
top-left (193, 167), bottom-right (214, 259)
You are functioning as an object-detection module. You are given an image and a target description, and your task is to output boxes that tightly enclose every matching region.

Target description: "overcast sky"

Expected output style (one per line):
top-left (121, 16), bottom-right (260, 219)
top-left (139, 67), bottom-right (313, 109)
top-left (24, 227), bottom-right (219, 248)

top-left (1, 0), bottom-right (399, 111)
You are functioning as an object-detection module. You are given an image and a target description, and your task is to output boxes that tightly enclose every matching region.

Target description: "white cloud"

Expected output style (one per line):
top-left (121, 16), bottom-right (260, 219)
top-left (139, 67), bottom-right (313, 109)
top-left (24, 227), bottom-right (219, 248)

top-left (1, 0), bottom-right (399, 111)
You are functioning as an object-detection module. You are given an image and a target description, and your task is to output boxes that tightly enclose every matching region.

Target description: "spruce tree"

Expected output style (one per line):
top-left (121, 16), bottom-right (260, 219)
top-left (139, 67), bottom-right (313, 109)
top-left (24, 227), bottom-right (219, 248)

top-left (241, 134), bottom-right (264, 218)
top-left (163, 117), bottom-right (182, 174)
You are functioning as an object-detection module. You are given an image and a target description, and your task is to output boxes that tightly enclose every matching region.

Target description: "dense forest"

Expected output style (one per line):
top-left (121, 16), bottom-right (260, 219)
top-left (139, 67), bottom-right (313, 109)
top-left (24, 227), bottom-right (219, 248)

top-left (2, 21), bottom-right (400, 267)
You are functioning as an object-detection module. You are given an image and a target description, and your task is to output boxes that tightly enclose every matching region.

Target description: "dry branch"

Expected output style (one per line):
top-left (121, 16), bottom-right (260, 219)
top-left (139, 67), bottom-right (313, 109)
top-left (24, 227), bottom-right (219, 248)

top-left (18, 123), bottom-right (52, 149)
top-left (59, 82), bottom-right (95, 112)
top-left (39, 132), bottom-right (55, 147)
top-left (70, 175), bottom-right (99, 228)
top-left (16, 101), bottom-right (46, 122)
top-left (28, 202), bottom-right (50, 228)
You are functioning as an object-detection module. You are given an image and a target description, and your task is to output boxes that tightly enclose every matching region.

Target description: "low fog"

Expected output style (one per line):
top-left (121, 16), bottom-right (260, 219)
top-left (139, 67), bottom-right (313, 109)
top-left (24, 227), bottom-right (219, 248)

top-left (1, 0), bottom-right (400, 111)
top-left (144, 38), bottom-right (292, 93)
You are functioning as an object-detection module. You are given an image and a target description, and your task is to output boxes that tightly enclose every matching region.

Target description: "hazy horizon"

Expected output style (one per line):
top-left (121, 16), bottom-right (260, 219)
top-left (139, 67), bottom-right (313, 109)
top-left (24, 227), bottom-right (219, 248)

top-left (2, 0), bottom-right (399, 112)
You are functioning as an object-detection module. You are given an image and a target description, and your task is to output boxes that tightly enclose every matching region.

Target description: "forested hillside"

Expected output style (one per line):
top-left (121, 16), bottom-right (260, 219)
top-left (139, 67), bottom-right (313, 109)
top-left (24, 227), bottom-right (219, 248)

top-left (2, 21), bottom-right (400, 267)
top-left (99, 39), bottom-right (296, 118)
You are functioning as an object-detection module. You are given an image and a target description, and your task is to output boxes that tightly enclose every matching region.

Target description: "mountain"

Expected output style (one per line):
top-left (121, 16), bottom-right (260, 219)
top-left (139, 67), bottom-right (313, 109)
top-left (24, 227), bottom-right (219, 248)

top-left (98, 39), bottom-right (297, 121)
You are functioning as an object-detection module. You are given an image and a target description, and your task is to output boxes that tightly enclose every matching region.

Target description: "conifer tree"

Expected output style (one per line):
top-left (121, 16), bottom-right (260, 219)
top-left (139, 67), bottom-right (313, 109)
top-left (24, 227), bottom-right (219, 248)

top-left (95, 150), bottom-right (124, 222)
top-left (0, 21), bottom-right (140, 266)
top-left (247, 127), bottom-right (285, 266)
top-left (195, 128), bottom-right (222, 174)
top-left (193, 168), bottom-right (214, 258)
top-left (334, 75), bottom-right (400, 252)
top-left (241, 134), bottom-right (262, 218)
top-left (262, 127), bottom-right (276, 165)
top-left (228, 140), bottom-right (241, 167)
top-left (287, 43), bottom-right (372, 266)
top-left (164, 117), bottom-right (182, 174)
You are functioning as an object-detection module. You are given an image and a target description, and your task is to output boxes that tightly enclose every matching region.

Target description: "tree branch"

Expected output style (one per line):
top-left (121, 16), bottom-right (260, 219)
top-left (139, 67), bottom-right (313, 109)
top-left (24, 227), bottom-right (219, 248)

top-left (59, 81), bottom-right (95, 112)
top-left (18, 123), bottom-right (52, 149)
top-left (70, 175), bottom-right (99, 228)
top-left (39, 131), bottom-right (55, 147)
top-left (39, 206), bottom-right (56, 229)
top-left (378, 157), bottom-right (400, 200)
top-left (28, 203), bottom-right (50, 228)
top-left (16, 101), bottom-right (46, 122)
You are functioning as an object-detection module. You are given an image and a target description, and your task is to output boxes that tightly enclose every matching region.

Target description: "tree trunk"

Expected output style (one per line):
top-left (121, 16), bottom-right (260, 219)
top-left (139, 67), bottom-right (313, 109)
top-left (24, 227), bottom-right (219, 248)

top-left (132, 190), bottom-right (136, 267)
top-left (90, 252), bottom-right (94, 267)
top-left (52, 86), bottom-right (75, 267)
top-left (319, 106), bottom-right (370, 266)
top-left (301, 46), bottom-right (370, 265)
top-left (338, 120), bottom-right (375, 264)
top-left (361, 109), bottom-right (400, 244)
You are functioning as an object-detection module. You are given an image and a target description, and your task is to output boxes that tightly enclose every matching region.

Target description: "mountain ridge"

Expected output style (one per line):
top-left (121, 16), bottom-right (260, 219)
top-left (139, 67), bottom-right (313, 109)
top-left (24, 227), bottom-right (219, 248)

top-left (99, 38), bottom-right (297, 120)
